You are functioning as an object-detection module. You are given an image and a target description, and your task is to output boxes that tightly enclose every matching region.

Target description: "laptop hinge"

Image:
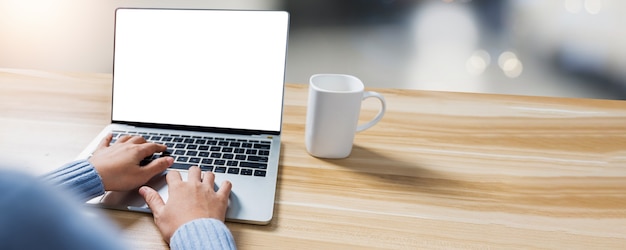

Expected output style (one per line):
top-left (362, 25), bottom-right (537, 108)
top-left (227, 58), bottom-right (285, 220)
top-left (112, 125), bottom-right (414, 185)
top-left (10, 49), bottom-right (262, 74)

top-left (112, 121), bottom-right (280, 136)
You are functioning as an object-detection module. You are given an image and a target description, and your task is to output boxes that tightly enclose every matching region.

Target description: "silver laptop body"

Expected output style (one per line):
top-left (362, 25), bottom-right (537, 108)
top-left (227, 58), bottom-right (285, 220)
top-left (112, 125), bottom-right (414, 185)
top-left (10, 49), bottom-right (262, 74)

top-left (78, 8), bottom-right (289, 225)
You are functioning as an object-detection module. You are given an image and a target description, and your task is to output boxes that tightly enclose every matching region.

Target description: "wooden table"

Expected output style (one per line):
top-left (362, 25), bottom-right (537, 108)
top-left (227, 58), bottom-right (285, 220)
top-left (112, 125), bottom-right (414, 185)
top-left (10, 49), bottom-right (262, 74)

top-left (1, 68), bottom-right (625, 249)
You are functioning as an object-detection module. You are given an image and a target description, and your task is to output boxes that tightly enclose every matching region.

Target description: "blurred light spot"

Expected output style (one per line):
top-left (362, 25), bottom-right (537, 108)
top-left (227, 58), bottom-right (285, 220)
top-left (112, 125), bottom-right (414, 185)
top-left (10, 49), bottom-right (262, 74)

top-left (498, 51), bottom-right (523, 78)
top-left (466, 50), bottom-right (490, 76)
top-left (407, 1), bottom-right (483, 92)
top-left (498, 51), bottom-right (516, 69)
top-left (411, 1), bottom-right (478, 46)
top-left (564, 0), bottom-right (583, 13)
top-left (584, 0), bottom-right (602, 14)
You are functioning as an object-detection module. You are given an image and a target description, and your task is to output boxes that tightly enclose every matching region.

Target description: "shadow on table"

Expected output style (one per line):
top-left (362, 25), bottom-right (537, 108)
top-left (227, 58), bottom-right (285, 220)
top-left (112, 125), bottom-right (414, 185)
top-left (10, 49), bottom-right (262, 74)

top-left (317, 144), bottom-right (469, 197)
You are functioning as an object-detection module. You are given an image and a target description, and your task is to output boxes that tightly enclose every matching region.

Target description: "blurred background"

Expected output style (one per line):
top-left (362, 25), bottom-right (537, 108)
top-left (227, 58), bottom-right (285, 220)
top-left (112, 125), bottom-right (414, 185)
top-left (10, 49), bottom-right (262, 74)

top-left (1, 0), bottom-right (625, 99)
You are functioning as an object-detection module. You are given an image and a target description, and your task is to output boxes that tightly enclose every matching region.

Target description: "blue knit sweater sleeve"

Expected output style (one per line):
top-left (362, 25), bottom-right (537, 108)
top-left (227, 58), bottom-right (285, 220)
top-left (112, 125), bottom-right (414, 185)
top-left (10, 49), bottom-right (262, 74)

top-left (42, 159), bottom-right (105, 201)
top-left (170, 218), bottom-right (237, 250)
top-left (0, 169), bottom-right (126, 250)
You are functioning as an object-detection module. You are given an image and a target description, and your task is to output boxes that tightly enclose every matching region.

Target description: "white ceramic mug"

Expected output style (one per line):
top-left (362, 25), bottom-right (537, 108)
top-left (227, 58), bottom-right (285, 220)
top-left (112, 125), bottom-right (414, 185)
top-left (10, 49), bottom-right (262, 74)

top-left (305, 74), bottom-right (386, 158)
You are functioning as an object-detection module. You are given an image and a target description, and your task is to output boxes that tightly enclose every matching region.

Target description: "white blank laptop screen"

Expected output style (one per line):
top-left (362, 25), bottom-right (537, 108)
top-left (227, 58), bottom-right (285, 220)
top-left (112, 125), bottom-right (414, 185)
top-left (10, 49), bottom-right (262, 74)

top-left (112, 9), bottom-right (289, 132)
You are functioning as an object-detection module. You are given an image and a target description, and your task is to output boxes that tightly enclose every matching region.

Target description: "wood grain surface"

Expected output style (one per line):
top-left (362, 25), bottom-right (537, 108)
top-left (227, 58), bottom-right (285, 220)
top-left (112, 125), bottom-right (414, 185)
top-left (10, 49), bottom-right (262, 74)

top-left (1, 68), bottom-right (625, 249)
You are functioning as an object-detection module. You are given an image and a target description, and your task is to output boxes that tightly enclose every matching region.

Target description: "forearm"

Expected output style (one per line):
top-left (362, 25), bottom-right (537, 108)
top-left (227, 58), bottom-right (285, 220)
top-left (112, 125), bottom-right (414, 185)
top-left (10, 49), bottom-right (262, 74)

top-left (170, 218), bottom-right (236, 250)
top-left (0, 170), bottom-right (127, 250)
top-left (42, 159), bottom-right (105, 201)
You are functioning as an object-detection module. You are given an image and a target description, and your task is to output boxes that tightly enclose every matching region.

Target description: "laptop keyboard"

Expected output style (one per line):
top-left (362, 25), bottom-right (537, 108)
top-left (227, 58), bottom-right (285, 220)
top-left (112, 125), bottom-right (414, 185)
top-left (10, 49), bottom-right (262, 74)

top-left (110, 130), bottom-right (270, 177)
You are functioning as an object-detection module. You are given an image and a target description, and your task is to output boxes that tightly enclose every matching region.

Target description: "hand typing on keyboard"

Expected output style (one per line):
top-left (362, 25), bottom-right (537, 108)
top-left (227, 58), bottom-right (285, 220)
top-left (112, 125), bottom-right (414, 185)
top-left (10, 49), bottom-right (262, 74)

top-left (88, 133), bottom-right (234, 245)
top-left (89, 133), bottom-right (174, 191)
top-left (139, 166), bottom-right (232, 243)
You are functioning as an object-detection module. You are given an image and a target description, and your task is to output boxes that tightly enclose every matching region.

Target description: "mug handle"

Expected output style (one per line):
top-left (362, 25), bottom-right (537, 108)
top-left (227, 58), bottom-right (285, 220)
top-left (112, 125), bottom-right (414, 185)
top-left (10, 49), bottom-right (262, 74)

top-left (356, 91), bottom-right (386, 132)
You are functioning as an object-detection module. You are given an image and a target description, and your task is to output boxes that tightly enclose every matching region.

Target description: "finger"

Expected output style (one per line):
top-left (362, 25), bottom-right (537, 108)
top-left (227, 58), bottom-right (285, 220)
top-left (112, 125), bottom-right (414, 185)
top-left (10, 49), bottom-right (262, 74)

top-left (203, 171), bottom-right (215, 187)
top-left (166, 170), bottom-right (183, 185)
top-left (117, 134), bottom-right (132, 143)
top-left (217, 180), bottom-right (232, 196)
top-left (128, 135), bottom-right (147, 144)
top-left (96, 133), bottom-right (113, 150)
top-left (187, 166), bottom-right (202, 182)
top-left (139, 186), bottom-right (165, 213)
top-left (143, 157), bottom-right (173, 176)
top-left (137, 142), bottom-right (168, 156)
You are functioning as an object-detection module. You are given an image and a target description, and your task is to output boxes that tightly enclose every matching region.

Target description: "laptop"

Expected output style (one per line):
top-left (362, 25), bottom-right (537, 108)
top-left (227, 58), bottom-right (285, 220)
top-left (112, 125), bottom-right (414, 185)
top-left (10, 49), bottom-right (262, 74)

top-left (78, 8), bottom-right (290, 225)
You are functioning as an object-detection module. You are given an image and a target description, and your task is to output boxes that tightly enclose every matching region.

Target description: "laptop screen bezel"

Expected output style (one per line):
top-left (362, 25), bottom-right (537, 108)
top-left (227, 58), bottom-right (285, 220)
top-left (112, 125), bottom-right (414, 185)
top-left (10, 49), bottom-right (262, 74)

top-left (109, 8), bottom-right (289, 136)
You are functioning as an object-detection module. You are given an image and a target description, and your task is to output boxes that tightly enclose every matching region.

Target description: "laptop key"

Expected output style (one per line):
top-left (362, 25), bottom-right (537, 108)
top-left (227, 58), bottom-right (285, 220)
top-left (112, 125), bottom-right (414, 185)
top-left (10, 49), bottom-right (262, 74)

top-left (227, 168), bottom-right (240, 174)
top-left (254, 170), bottom-right (267, 177)
top-left (240, 162), bottom-right (267, 169)
top-left (214, 167), bottom-right (227, 173)
top-left (200, 165), bottom-right (214, 172)
top-left (171, 163), bottom-right (193, 170)
top-left (240, 169), bottom-right (253, 176)
top-left (253, 144), bottom-right (270, 149)
top-left (247, 155), bottom-right (268, 162)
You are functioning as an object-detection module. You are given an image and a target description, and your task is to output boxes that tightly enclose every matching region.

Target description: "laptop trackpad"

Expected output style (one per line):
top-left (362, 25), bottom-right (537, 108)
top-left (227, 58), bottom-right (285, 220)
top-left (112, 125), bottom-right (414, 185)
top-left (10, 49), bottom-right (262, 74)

top-left (98, 171), bottom-right (229, 212)
top-left (100, 172), bottom-right (169, 212)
